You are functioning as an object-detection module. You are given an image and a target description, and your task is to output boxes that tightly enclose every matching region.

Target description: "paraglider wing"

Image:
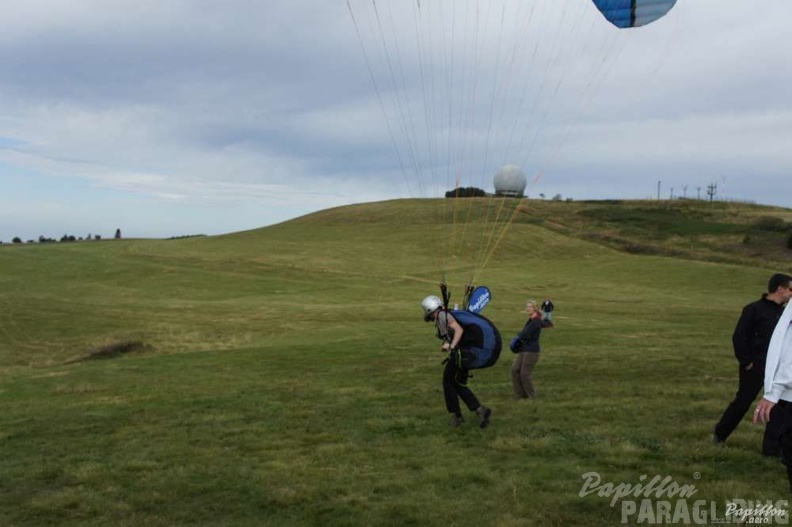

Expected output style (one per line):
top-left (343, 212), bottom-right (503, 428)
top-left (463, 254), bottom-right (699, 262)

top-left (591, 0), bottom-right (678, 28)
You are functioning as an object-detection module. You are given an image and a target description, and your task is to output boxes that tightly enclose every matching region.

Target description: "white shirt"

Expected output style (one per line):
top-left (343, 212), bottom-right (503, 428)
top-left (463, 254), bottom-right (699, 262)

top-left (764, 302), bottom-right (792, 404)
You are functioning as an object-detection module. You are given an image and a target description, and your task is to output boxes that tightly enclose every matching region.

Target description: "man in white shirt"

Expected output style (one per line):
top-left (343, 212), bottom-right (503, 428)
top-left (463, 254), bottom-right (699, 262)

top-left (754, 298), bottom-right (792, 490)
top-left (715, 273), bottom-right (792, 453)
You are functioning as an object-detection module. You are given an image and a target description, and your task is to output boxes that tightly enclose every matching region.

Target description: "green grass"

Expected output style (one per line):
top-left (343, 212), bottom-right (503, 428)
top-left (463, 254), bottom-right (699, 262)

top-left (1, 198), bottom-right (791, 526)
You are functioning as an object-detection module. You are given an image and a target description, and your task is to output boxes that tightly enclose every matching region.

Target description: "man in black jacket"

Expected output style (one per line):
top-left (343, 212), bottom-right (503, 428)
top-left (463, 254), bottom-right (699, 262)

top-left (714, 273), bottom-right (792, 454)
top-left (541, 297), bottom-right (555, 325)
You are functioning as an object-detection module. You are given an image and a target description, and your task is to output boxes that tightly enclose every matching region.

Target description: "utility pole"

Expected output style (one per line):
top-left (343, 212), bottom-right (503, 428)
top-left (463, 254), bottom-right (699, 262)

top-left (683, 185), bottom-right (688, 199)
top-left (657, 181), bottom-right (661, 200)
top-left (696, 186), bottom-right (701, 200)
top-left (670, 187), bottom-right (674, 200)
top-left (707, 182), bottom-right (718, 202)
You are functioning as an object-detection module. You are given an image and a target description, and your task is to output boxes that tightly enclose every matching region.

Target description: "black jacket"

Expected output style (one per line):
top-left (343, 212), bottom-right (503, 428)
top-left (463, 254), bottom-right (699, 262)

top-left (516, 317), bottom-right (543, 353)
top-left (732, 295), bottom-right (785, 367)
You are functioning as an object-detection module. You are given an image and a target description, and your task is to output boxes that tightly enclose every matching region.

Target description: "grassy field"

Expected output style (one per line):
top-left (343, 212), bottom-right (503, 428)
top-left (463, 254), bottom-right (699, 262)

top-left (1, 198), bottom-right (791, 526)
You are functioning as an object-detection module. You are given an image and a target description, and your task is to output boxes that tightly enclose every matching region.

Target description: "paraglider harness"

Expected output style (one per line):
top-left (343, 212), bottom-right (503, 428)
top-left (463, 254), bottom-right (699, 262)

top-left (435, 283), bottom-right (502, 371)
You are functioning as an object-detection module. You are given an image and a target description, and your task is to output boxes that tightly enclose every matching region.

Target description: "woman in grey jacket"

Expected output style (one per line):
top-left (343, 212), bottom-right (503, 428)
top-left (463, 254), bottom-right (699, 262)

top-left (511, 299), bottom-right (544, 399)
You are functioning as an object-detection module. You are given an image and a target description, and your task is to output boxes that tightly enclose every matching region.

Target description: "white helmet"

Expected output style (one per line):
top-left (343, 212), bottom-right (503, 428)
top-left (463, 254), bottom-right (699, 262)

top-left (421, 295), bottom-right (443, 322)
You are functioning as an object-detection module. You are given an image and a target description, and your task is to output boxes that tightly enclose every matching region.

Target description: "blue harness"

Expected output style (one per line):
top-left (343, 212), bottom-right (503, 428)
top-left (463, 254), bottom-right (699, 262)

top-left (445, 310), bottom-right (502, 369)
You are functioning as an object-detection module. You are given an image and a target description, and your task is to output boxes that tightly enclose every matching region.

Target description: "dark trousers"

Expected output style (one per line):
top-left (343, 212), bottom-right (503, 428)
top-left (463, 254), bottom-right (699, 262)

top-left (715, 364), bottom-right (783, 455)
top-left (777, 401), bottom-right (792, 491)
top-left (443, 350), bottom-right (481, 417)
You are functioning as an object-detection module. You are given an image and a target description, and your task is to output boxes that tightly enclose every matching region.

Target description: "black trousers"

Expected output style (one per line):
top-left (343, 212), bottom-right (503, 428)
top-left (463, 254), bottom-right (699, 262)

top-left (715, 363), bottom-right (783, 455)
top-left (443, 350), bottom-right (481, 417)
top-left (776, 401), bottom-right (792, 491)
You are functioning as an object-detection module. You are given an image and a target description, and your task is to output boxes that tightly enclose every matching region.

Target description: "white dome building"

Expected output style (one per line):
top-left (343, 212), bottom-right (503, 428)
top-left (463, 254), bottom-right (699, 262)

top-left (493, 165), bottom-right (527, 197)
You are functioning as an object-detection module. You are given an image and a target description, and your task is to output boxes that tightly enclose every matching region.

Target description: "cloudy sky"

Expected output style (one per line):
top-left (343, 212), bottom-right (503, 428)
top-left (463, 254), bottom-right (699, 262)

top-left (1, 1), bottom-right (790, 242)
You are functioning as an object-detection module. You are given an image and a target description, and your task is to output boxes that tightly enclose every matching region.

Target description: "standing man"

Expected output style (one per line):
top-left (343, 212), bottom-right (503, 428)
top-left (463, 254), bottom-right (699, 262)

top-left (714, 273), bottom-right (792, 454)
top-left (753, 298), bottom-right (792, 490)
top-left (540, 297), bottom-right (555, 327)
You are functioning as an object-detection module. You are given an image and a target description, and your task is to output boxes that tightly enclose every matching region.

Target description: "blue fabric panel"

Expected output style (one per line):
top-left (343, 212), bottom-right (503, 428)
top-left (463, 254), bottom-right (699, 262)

top-left (467, 286), bottom-right (492, 313)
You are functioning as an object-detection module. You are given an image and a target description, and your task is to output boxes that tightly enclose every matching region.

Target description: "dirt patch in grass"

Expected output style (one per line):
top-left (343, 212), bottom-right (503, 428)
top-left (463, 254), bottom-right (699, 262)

top-left (63, 340), bottom-right (153, 364)
top-left (87, 340), bottom-right (149, 360)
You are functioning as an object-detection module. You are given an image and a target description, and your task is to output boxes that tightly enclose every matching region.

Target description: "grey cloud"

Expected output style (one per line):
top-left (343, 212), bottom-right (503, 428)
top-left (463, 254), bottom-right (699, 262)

top-left (0, 0), bottom-right (790, 242)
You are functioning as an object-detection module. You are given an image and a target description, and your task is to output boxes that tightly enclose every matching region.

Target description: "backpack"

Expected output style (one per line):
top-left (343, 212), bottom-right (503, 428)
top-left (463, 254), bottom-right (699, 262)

top-left (447, 310), bottom-right (502, 369)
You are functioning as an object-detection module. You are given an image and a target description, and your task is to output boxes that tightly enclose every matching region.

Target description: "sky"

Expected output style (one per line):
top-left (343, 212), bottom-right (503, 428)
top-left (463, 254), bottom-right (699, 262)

top-left (1, 0), bottom-right (790, 242)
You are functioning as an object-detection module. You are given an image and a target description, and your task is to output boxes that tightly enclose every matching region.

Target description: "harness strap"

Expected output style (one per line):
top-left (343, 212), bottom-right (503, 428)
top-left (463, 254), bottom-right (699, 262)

top-left (439, 282), bottom-right (451, 311)
top-left (462, 284), bottom-right (475, 310)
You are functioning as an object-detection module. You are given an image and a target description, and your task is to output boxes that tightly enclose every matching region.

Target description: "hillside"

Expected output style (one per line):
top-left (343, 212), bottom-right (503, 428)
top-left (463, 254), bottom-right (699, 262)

top-left (513, 199), bottom-right (792, 268)
top-left (1, 198), bottom-right (791, 526)
top-left (289, 198), bottom-right (792, 268)
top-left (1, 198), bottom-right (789, 369)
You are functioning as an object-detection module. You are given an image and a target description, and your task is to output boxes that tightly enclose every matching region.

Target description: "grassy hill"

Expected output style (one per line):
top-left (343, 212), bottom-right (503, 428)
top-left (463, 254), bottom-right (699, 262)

top-left (511, 199), bottom-right (792, 267)
top-left (1, 198), bottom-right (791, 526)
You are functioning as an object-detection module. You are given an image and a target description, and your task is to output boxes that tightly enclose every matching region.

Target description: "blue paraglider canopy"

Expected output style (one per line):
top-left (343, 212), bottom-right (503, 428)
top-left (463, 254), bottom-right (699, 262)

top-left (591, 0), bottom-right (678, 28)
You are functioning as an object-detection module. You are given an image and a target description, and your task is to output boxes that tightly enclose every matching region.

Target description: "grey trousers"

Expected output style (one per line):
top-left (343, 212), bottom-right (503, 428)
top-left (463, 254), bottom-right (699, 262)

top-left (511, 351), bottom-right (540, 398)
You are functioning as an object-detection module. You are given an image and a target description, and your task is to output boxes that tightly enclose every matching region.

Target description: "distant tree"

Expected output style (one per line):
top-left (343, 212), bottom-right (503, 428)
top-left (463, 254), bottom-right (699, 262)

top-left (114, 228), bottom-right (122, 239)
top-left (539, 193), bottom-right (545, 199)
top-left (552, 194), bottom-right (563, 201)
top-left (12, 237), bottom-right (22, 244)
top-left (95, 234), bottom-right (102, 240)
top-left (445, 187), bottom-right (486, 198)
top-left (167, 234), bottom-right (208, 240)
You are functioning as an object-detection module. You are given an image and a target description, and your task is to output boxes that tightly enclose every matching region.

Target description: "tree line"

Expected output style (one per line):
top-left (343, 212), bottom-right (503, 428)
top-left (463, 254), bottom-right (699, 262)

top-left (1, 229), bottom-right (121, 245)
top-left (445, 187), bottom-right (571, 201)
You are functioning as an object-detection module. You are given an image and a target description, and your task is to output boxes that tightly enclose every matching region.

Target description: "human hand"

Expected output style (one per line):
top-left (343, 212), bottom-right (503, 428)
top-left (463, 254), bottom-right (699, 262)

top-left (753, 398), bottom-right (775, 424)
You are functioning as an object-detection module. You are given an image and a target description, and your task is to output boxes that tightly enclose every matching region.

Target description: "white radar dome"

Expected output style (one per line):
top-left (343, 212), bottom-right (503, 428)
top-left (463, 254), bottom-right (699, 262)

top-left (493, 165), bottom-right (527, 197)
